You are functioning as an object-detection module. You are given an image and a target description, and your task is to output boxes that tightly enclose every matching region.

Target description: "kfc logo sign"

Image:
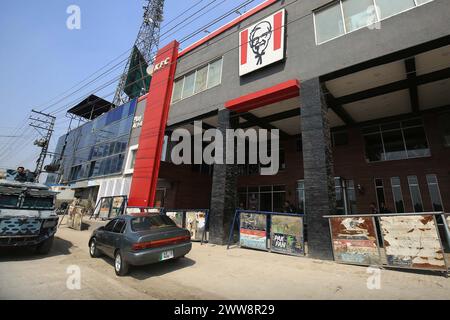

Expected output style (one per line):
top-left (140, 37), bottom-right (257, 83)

top-left (148, 57), bottom-right (171, 75)
top-left (239, 9), bottom-right (285, 76)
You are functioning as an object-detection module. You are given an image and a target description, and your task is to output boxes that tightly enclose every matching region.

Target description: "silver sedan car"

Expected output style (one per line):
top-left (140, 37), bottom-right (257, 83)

top-left (89, 214), bottom-right (192, 276)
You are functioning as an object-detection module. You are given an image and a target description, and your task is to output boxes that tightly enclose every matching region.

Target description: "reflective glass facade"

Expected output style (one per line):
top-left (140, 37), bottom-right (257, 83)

top-left (55, 99), bottom-right (137, 183)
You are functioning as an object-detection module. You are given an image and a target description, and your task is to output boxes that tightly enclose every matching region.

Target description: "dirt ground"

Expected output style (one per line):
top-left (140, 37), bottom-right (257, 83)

top-left (1, 222), bottom-right (450, 300)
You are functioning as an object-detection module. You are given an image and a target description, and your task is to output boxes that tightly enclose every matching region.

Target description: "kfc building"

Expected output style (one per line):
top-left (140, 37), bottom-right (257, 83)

top-left (128, 0), bottom-right (450, 259)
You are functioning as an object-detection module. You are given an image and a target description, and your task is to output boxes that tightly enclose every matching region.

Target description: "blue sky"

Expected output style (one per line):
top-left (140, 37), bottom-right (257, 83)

top-left (0, 0), bottom-right (265, 170)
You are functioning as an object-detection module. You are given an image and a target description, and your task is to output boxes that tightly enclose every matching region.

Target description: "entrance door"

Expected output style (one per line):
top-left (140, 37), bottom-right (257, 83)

top-left (155, 189), bottom-right (166, 208)
top-left (335, 177), bottom-right (357, 215)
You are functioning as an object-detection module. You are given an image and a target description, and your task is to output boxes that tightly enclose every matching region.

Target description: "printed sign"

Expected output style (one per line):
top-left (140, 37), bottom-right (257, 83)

top-left (240, 212), bottom-right (267, 251)
top-left (166, 211), bottom-right (184, 228)
top-left (379, 215), bottom-right (447, 271)
top-left (329, 216), bottom-right (381, 266)
top-left (186, 211), bottom-right (206, 241)
top-left (270, 215), bottom-right (304, 256)
top-left (239, 9), bottom-right (285, 76)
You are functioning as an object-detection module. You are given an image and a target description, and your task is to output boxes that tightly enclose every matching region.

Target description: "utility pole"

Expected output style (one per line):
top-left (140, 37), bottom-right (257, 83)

top-left (29, 109), bottom-right (56, 182)
top-left (112, 0), bottom-right (165, 106)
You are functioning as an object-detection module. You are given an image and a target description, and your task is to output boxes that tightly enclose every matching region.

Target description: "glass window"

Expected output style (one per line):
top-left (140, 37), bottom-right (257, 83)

top-left (0, 195), bottom-right (20, 208)
top-left (335, 177), bottom-right (345, 215)
top-left (342, 0), bottom-right (375, 32)
top-left (182, 72), bottom-right (195, 99)
top-left (112, 220), bottom-right (126, 233)
top-left (376, 0), bottom-right (415, 20)
top-left (314, 2), bottom-right (345, 44)
top-left (382, 130), bottom-right (407, 160)
top-left (391, 177), bottom-right (405, 213)
top-left (131, 215), bottom-right (176, 232)
top-left (426, 174), bottom-right (444, 212)
top-left (207, 59), bottom-right (223, 88)
top-left (408, 176), bottom-right (424, 212)
top-left (346, 180), bottom-right (357, 214)
top-left (172, 78), bottom-right (183, 103)
top-left (297, 180), bottom-right (305, 214)
top-left (416, 0), bottom-right (433, 4)
top-left (104, 219), bottom-right (117, 232)
top-left (364, 133), bottom-right (384, 161)
top-left (194, 66), bottom-right (208, 94)
top-left (375, 178), bottom-right (386, 212)
top-left (403, 126), bottom-right (430, 158)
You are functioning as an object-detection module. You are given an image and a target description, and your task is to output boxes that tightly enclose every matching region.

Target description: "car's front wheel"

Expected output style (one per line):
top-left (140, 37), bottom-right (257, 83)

top-left (89, 238), bottom-right (101, 258)
top-left (114, 250), bottom-right (129, 276)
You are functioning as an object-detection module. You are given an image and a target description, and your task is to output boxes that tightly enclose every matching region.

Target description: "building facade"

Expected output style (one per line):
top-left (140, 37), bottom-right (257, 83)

top-left (53, 0), bottom-right (450, 259)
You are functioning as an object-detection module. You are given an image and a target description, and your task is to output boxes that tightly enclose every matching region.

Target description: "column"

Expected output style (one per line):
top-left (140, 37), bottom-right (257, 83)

top-left (300, 78), bottom-right (336, 260)
top-left (209, 109), bottom-right (239, 245)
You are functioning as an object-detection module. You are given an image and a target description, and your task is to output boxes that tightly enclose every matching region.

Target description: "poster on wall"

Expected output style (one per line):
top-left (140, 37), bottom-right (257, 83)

top-left (329, 216), bottom-right (381, 266)
top-left (166, 211), bottom-right (184, 228)
top-left (270, 215), bottom-right (304, 256)
top-left (240, 212), bottom-right (268, 251)
top-left (99, 198), bottom-right (112, 219)
top-left (378, 215), bottom-right (447, 271)
top-left (110, 196), bottom-right (126, 218)
top-left (186, 211), bottom-right (206, 241)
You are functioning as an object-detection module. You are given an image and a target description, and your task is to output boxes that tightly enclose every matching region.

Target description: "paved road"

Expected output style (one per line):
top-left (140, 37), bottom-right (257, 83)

top-left (1, 225), bottom-right (450, 300)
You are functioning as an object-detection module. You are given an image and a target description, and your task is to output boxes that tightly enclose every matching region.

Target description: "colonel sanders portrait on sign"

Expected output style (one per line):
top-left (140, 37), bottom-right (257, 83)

top-left (249, 21), bottom-right (273, 65)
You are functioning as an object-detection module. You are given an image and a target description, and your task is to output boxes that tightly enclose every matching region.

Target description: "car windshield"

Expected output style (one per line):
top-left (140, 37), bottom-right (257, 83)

top-left (131, 215), bottom-right (176, 232)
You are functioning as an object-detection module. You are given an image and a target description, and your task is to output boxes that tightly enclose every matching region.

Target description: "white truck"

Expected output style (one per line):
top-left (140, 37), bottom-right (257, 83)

top-left (0, 179), bottom-right (58, 254)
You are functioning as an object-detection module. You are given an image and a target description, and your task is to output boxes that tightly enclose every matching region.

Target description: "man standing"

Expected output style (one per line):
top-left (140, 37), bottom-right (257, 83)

top-left (14, 167), bottom-right (28, 182)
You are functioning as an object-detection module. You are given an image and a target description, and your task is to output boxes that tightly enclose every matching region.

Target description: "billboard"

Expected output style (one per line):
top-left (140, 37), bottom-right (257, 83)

top-left (270, 215), bottom-right (304, 256)
top-left (329, 216), bottom-right (381, 266)
top-left (239, 9), bottom-right (285, 76)
top-left (378, 215), bottom-right (447, 271)
top-left (186, 211), bottom-right (206, 241)
top-left (240, 212), bottom-right (268, 251)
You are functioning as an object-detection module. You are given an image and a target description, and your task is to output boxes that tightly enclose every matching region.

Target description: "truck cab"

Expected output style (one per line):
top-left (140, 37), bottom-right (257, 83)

top-left (0, 179), bottom-right (58, 254)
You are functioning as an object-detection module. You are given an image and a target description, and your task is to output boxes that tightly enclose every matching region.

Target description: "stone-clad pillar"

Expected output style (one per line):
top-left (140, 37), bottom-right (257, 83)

top-left (300, 78), bottom-right (335, 260)
top-left (209, 109), bottom-right (239, 245)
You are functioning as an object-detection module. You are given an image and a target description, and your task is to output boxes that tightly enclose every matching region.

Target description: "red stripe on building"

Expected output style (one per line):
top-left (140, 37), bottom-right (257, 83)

top-left (240, 29), bottom-right (249, 65)
top-left (128, 41), bottom-right (179, 207)
top-left (178, 0), bottom-right (278, 58)
top-left (273, 11), bottom-right (283, 50)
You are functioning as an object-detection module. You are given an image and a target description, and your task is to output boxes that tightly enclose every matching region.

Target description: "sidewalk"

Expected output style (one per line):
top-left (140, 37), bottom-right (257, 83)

top-left (53, 226), bottom-right (450, 299)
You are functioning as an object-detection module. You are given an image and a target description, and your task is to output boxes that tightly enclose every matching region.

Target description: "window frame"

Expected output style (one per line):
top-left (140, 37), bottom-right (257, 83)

top-left (171, 57), bottom-right (223, 104)
top-left (407, 175), bottom-right (424, 213)
top-left (124, 144), bottom-right (139, 175)
top-left (314, 0), bottom-right (434, 45)
top-left (426, 174), bottom-right (444, 212)
top-left (390, 177), bottom-right (405, 213)
top-left (362, 119), bottom-right (431, 163)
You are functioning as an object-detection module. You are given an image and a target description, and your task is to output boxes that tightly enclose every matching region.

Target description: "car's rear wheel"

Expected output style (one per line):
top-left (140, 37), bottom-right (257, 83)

top-left (89, 238), bottom-right (101, 258)
top-left (114, 251), bottom-right (129, 276)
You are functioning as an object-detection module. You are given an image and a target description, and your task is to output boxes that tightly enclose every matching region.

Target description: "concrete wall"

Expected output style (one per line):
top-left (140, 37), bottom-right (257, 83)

top-left (168, 0), bottom-right (449, 125)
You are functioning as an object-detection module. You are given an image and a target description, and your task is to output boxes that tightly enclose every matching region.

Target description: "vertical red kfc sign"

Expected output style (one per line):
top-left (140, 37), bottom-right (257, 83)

top-left (239, 9), bottom-right (286, 76)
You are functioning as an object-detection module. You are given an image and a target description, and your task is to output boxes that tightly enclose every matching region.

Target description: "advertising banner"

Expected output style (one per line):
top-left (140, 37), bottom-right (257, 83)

top-left (240, 212), bottom-right (267, 251)
top-left (270, 215), bottom-right (304, 256)
top-left (186, 211), bottom-right (206, 241)
top-left (166, 211), bottom-right (184, 228)
top-left (379, 215), bottom-right (447, 271)
top-left (329, 216), bottom-right (381, 266)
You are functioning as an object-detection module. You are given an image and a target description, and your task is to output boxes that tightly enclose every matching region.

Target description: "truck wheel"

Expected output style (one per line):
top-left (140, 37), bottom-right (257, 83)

top-left (89, 238), bottom-right (101, 258)
top-left (36, 236), bottom-right (54, 255)
top-left (114, 251), bottom-right (129, 276)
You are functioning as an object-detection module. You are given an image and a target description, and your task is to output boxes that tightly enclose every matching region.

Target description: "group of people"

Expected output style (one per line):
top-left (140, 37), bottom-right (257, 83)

top-left (5, 167), bottom-right (35, 183)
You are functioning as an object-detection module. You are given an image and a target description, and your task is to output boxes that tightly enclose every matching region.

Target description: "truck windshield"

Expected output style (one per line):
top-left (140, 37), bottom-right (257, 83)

top-left (0, 195), bottom-right (20, 208)
top-left (21, 196), bottom-right (54, 209)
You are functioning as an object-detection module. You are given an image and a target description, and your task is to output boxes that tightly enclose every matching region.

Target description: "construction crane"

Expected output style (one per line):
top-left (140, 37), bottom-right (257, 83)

top-left (112, 0), bottom-right (165, 107)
